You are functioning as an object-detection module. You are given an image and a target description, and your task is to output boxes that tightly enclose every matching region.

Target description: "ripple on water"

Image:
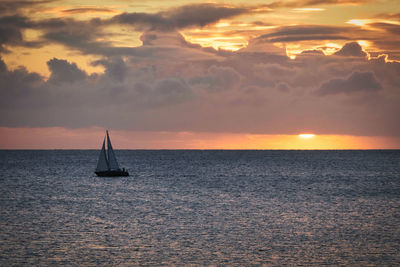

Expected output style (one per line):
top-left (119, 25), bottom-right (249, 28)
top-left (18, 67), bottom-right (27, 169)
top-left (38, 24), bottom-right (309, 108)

top-left (0, 150), bottom-right (399, 265)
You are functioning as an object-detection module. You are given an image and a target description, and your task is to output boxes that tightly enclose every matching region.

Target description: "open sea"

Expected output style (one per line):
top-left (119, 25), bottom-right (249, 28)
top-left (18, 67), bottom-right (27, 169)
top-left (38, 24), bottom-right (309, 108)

top-left (0, 150), bottom-right (399, 266)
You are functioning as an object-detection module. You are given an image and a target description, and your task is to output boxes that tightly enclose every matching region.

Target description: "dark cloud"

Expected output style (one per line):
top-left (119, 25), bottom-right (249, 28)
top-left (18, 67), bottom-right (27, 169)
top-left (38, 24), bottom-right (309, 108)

top-left (275, 82), bottom-right (291, 92)
top-left (62, 8), bottom-right (118, 14)
top-left (267, 0), bottom-right (369, 9)
top-left (0, 16), bottom-right (193, 57)
top-left (316, 71), bottom-right (382, 96)
top-left (300, 49), bottom-right (325, 55)
top-left (0, 58), bottom-right (42, 89)
top-left (1, 2), bottom-right (399, 137)
top-left (269, 35), bottom-right (349, 42)
top-left (160, 3), bottom-right (249, 28)
top-left (207, 65), bottom-right (241, 91)
top-left (35, 17), bottom-right (154, 56)
top-left (92, 57), bottom-right (127, 82)
top-left (301, 0), bottom-right (369, 5)
top-left (0, 57), bottom-right (44, 112)
top-left (111, 3), bottom-right (249, 31)
top-left (264, 25), bottom-right (345, 37)
top-left (2, 3), bottom-right (392, 62)
top-left (0, 15), bottom-right (43, 52)
top-left (352, 22), bottom-right (400, 60)
top-left (369, 22), bottom-right (400, 35)
top-left (0, 26), bottom-right (23, 53)
top-left (0, 55), bottom-right (196, 128)
top-left (374, 13), bottom-right (400, 21)
top-left (0, 0), bottom-right (51, 15)
top-left (0, 15), bottom-right (32, 28)
top-left (257, 25), bottom-right (365, 43)
top-left (0, 37), bottom-right (399, 136)
top-left (47, 58), bottom-right (87, 84)
top-left (190, 65), bottom-right (241, 92)
top-left (333, 42), bottom-right (367, 57)
top-left (151, 78), bottom-right (193, 106)
top-left (0, 15), bottom-right (139, 56)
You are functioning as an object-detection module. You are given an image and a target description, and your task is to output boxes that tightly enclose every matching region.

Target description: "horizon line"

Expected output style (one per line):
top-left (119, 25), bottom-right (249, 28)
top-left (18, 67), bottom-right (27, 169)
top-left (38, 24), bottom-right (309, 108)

top-left (1, 148), bottom-right (399, 151)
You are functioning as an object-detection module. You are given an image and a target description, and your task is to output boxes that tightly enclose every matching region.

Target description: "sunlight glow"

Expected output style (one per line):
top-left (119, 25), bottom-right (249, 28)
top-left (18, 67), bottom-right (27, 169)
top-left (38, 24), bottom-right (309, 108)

top-left (215, 22), bottom-right (230, 28)
top-left (184, 36), bottom-right (248, 51)
top-left (357, 40), bottom-right (371, 48)
top-left (346, 19), bottom-right (372, 27)
top-left (291, 8), bottom-right (325, 13)
top-left (299, 134), bottom-right (316, 139)
top-left (322, 42), bottom-right (342, 55)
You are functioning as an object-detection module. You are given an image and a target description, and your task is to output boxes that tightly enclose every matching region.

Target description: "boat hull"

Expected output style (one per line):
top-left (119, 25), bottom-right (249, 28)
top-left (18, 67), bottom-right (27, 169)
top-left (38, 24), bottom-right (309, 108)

top-left (95, 170), bottom-right (129, 177)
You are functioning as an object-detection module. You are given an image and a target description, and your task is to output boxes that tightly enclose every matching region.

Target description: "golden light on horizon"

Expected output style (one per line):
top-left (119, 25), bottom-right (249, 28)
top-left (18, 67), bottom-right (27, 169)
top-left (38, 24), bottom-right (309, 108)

top-left (299, 134), bottom-right (316, 139)
top-left (1, 127), bottom-right (399, 150)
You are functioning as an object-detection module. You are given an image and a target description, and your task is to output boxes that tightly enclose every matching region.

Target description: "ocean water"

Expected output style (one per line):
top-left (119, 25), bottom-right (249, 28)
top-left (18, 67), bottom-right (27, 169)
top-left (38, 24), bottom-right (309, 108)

top-left (0, 150), bottom-right (399, 266)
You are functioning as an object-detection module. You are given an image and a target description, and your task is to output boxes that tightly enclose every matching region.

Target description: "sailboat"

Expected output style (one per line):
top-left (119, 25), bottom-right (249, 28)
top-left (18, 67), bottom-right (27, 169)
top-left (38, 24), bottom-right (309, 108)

top-left (95, 130), bottom-right (129, 177)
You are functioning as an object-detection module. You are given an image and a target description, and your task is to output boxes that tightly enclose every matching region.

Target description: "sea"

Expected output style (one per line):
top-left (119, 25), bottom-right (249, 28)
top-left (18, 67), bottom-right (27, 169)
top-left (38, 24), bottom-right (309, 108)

top-left (0, 150), bottom-right (399, 266)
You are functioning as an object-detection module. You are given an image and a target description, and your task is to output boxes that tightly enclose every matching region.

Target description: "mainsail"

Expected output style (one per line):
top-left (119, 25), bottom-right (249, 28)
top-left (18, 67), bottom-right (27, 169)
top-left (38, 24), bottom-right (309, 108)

top-left (96, 138), bottom-right (109, 171)
top-left (106, 130), bottom-right (120, 171)
top-left (95, 130), bottom-right (128, 177)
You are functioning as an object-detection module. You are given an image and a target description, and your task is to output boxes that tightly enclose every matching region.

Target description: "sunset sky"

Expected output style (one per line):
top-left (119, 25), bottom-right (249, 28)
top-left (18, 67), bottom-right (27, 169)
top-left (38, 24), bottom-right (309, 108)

top-left (0, 0), bottom-right (399, 149)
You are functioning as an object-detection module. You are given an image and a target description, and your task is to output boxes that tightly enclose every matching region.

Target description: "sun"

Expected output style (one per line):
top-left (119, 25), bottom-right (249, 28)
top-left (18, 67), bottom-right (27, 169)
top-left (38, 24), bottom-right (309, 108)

top-left (299, 134), bottom-right (316, 139)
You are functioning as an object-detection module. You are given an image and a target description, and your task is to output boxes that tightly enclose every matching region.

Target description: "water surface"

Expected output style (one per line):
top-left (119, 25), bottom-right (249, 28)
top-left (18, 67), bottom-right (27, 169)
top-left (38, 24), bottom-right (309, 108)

top-left (0, 150), bottom-right (399, 265)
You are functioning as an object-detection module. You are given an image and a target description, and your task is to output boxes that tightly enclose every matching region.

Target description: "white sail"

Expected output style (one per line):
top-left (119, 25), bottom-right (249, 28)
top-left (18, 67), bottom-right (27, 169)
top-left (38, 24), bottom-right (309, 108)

top-left (96, 138), bottom-right (109, 171)
top-left (106, 130), bottom-right (120, 171)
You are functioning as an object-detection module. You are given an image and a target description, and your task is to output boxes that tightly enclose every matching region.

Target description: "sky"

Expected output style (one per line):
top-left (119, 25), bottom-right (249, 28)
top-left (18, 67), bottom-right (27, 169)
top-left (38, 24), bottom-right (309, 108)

top-left (0, 0), bottom-right (399, 149)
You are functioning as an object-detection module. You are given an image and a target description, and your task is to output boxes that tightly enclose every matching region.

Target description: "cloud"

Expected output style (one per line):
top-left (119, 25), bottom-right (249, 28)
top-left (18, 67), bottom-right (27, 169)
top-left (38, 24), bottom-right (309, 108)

top-left (374, 13), bottom-right (400, 21)
top-left (0, 57), bottom-right (44, 111)
top-left (0, 39), bottom-right (399, 136)
top-left (252, 24), bottom-right (400, 60)
top-left (264, 25), bottom-right (346, 37)
top-left (369, 22), bottom-right (400, 35)
top-left (0, 0), bottom-right (50, 15)
top-left (267, 0), bottom-right (369, 9)
top-left (333, 42), bottom-right (367, 57)
top-left (358, 22), bottom-right (400, 60)
top-left (275, 82), bottom-right (291, 92)
top-left (3, 13), bottom-right (221, 58)
top-left (111, 3), bottom-right (250, 31)
top-left (269, 35), bottom-right (349, 42)
top-left (1, 1), bottom-right (400, 138)
top-left (32, 17), bottom-right (154, 57)
top-left (316, 71), bottom-right (382, 96)
top-left (207, 65), bottom-right (242, 91)
top-left (3, 3), bottom-right (397, 62)
top-left (150, 78), bottom-right (193, 106)
top-left (0, 15), bottom-right (32, 28)
top-left (61, 8), bottom-right (118, 15)
top-left (47, 58), bottom-right (87, 84)
top-left (136, 30), bottom-right (223, 62)
top-left (189, 65), bottom-right (242, 92)
top-left (257, 25), bottom-right (366, 43)
top-left (0, 54), bottom-right (196, 128)
top-left (301, 49), bottom-right (325, 55)
top-left (92, 57), bottom-right (127, 82)
top-left (0, 15), bottom-right (43, 52)
top-left (0, 59), bottom-right (42, 91)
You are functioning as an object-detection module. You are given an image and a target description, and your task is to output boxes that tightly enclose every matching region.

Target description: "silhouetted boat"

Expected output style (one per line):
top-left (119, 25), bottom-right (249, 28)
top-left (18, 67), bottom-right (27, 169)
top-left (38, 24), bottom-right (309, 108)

top-left (95, 130), bottom-right (129, 177)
